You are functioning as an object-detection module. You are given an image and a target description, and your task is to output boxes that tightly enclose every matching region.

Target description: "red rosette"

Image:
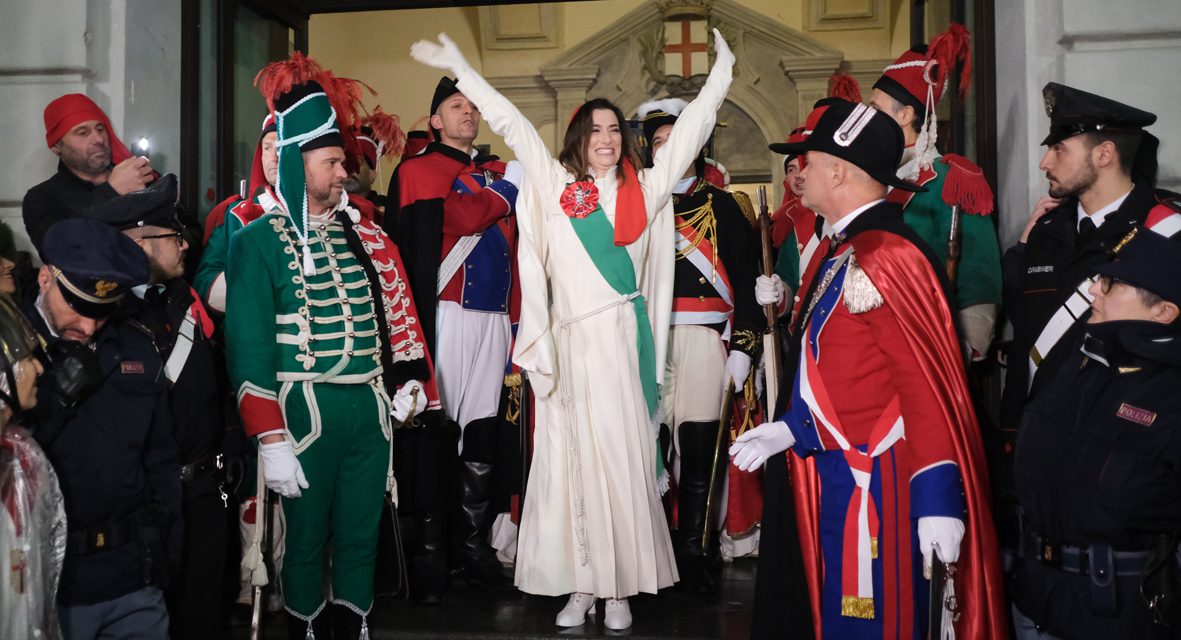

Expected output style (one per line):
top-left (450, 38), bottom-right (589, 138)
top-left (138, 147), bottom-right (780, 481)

top-left (560, 181), bottom-right (599, 219)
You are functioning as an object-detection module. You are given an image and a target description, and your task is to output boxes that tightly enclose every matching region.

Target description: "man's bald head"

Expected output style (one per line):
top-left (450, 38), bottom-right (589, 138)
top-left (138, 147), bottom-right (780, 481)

top-left (800, 151), bottom-right (887, 223)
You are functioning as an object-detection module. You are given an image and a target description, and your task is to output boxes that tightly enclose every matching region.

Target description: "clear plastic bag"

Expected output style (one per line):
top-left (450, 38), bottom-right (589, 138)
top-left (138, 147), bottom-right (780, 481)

top-left (1, 424), bottom-right (66, 640)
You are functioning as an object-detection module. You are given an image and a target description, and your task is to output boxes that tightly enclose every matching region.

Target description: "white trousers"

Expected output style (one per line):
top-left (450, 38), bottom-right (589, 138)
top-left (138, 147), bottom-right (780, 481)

top-left (434, 301), bottom-right (512, 435)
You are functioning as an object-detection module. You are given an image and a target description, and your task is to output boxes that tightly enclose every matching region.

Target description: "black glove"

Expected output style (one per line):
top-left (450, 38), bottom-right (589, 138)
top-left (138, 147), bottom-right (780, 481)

top-left (44, 340), bottom-right (103, 409)
top-left (220, 453), bottom-right (248, 497)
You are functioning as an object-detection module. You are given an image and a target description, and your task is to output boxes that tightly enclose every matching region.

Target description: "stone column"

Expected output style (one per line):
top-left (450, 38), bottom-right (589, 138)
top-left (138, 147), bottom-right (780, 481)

top-left (540, 65), bottom-right (599, 149)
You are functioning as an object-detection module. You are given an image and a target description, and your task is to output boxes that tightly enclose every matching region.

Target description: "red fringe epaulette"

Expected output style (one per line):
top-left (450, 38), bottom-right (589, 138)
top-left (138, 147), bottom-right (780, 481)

top-left (941, 154), bottom-right (993, 216)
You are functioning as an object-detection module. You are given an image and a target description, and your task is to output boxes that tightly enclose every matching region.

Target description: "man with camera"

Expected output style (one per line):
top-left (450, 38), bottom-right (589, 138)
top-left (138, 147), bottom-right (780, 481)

top-left (23, 94), bottom-right (156, 253)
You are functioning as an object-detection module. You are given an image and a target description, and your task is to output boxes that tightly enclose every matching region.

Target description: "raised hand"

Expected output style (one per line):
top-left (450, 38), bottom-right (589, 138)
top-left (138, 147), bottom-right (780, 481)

top-left (410, 32), bottom-right (471, 74)
top-left (711, 28), bottom-right (735, 67)
top-left (1021, 195), bottom-right (1061, 243)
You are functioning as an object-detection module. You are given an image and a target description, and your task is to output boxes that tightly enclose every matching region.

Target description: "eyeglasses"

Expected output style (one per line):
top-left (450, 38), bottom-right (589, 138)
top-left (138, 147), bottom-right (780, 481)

top-left (1096, 275), bottom-right (1128, 295)
top-left (140, 231), bottom-right (186, 246)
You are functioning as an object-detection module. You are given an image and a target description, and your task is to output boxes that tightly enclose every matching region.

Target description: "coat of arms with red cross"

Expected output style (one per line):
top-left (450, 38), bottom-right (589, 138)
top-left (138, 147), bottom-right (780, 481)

top-left (663, 18), bottom-right (709, 78)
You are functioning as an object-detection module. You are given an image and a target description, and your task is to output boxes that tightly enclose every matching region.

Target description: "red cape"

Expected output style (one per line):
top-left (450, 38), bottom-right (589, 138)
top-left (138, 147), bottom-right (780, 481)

top-left (789, 230), bottom-right (1006, 639)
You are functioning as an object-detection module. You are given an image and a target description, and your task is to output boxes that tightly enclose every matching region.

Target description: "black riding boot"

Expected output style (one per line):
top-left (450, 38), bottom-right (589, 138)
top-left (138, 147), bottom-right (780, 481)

top-left (674, 420), bottom-right (723, 593)
top-left (411, 509), bottom-right (449, 603)
top-left (453, 417), bottom-right (512, 588)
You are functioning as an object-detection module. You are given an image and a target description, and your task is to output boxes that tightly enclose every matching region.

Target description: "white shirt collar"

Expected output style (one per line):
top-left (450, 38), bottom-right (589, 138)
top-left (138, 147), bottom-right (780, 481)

top-left (1078, 188), bottom-right (1132, 231)
top-left (831, 199), bottom-right (885, 237)
top-left (131, 283), bottom-right (166, 300)
top-left (33, 294), bottom-right (58, 339)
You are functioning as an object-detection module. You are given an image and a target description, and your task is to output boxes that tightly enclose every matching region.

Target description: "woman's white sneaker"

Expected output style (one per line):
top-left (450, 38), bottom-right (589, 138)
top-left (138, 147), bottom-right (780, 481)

top-left (604, 597), bottom-right (632, 630)
top-left (555, 592), bottom-right (597, 627)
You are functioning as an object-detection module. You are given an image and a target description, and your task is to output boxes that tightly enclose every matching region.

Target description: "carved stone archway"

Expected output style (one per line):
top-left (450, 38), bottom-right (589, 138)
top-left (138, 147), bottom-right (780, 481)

top-left (490, 0), bottom-right (848, 192)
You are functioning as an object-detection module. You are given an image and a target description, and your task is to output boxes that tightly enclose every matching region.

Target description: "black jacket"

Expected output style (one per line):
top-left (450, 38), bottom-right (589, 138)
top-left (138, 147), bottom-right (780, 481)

top-left (1013, 320), bottom-right (1181, 639)
top-left (22, 161), bottom-right (119, 254)
top-left (23, 304), bottom-right (182, 605)
top-left (22, 304), bottom-right (181, 609)
top-left (119, 280), bottom-right (223, 471)
top-left (1001, 182), bottom-right (1178, 428)
top-left (671, 182), bottom-right (763, 357)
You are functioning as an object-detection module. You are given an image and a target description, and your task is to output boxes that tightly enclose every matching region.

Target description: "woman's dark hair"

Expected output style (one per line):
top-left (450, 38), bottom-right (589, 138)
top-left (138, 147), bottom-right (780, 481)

top-left (558, 98), bottom-right (645, 185)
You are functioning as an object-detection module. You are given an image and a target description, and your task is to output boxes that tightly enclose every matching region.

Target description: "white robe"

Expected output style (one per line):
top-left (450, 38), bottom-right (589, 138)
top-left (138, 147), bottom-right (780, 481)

top-left (455, 56), bottom-right (732, 598)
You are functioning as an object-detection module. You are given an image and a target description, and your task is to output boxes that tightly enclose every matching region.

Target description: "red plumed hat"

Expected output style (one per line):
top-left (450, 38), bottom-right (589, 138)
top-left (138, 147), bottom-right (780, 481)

top-left (874, 23), bottom-right (972, 113)
top-left (361, 107), bottom-right (407, 166)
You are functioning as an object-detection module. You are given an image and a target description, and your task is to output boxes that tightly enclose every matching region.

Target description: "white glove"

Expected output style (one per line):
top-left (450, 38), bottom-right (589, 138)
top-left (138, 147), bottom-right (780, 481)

top-left (917, 515), bottom-right (965, 577)
top-left (259, 440), bottom-right (309, 499)
top-left (711, 28), bottom-right (735, 69)
top-left (410, 33), bottom-right (473, 75)
top-left (501, 160), bottom-right (524, 188)
top-left (755, 274), bottom-right (787, 307)
top-left (729, 421), bottom-right (795, 471)
top-left (725, 351), bottom-right (752, 392)
top-left (391, 380), bottom-right (427, 422)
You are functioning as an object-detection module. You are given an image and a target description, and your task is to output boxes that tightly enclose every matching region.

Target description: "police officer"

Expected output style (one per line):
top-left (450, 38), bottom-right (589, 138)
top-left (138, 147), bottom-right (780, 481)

top-left (82, 176), bottom-right (234, 640)
top-left (22, 218), bottom-right (181, 640)
top-left (997, 83), bottom-right (1181, 553)
top-left (1012, 228), bottom-right (1181, 639)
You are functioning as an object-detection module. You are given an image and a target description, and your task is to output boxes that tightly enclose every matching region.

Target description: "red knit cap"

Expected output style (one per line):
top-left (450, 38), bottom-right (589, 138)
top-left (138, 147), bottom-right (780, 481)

top-left (43, 94), bottom-right (133, 163)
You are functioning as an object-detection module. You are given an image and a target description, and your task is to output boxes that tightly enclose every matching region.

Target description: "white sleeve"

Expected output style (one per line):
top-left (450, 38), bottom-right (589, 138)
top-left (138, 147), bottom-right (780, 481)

top-left (455, 69), bottom-right (564, 189)
top-left (645, 51), bottom-right (734, 202)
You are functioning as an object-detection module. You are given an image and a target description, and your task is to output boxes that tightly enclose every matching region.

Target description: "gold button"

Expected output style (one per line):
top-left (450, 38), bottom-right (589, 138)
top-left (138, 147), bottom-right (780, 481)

top-left (698, 276), bottom-right (706, 284)
top-left (698, 295), bottom-right (706, 301)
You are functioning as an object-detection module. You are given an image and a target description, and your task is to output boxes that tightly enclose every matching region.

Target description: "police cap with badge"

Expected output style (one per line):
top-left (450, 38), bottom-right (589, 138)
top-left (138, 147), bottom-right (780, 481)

top-left (1096, 228), bottom-right (1181, 307)
top-left (773, 99), bottom-right (926, 193)
top-left (1042, 82), bottom-right (1159, 185)
top-left (41, 218), bottom-right (149, 319)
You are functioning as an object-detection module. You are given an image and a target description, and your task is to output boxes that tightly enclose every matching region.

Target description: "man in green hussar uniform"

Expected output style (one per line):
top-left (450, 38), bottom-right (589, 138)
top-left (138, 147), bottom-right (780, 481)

top-left (225, 55), bottom-right (439, 640)
top-left (868, 24), bottom-right (1002, 360)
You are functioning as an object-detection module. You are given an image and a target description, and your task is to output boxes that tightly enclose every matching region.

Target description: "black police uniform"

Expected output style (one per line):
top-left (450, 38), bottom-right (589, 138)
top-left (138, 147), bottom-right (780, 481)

top-left (82, 176), bottom-right (234, 640)
top-left (1001, 182), bottom-right (1181, 426)
top-left (21, 220), bottom-right (182, 611)
top-left (1013, 320), bottom-right (1181, 639)
top-left (1012, 228), bottom-right (1181, 639)
top-left (995, 83), bottom-right (1180, 554)
top-left (27, 305), bottom-right (183, 604)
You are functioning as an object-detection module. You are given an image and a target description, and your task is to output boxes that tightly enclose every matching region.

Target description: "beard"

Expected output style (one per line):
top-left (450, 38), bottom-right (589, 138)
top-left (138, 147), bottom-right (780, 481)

top-left (60, 142), bottom-right (111, 175)
top-left (149, 258), bottom-right (183, 284)
top-left (307, 181), bottom-right (343, 210)
top-left (1047, 157), bottom-right (1098, 199)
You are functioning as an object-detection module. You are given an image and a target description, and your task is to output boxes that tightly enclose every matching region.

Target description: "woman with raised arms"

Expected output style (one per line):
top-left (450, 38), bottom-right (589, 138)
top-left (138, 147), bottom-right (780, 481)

top-left (410, 30), bottom-right (734, 630)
